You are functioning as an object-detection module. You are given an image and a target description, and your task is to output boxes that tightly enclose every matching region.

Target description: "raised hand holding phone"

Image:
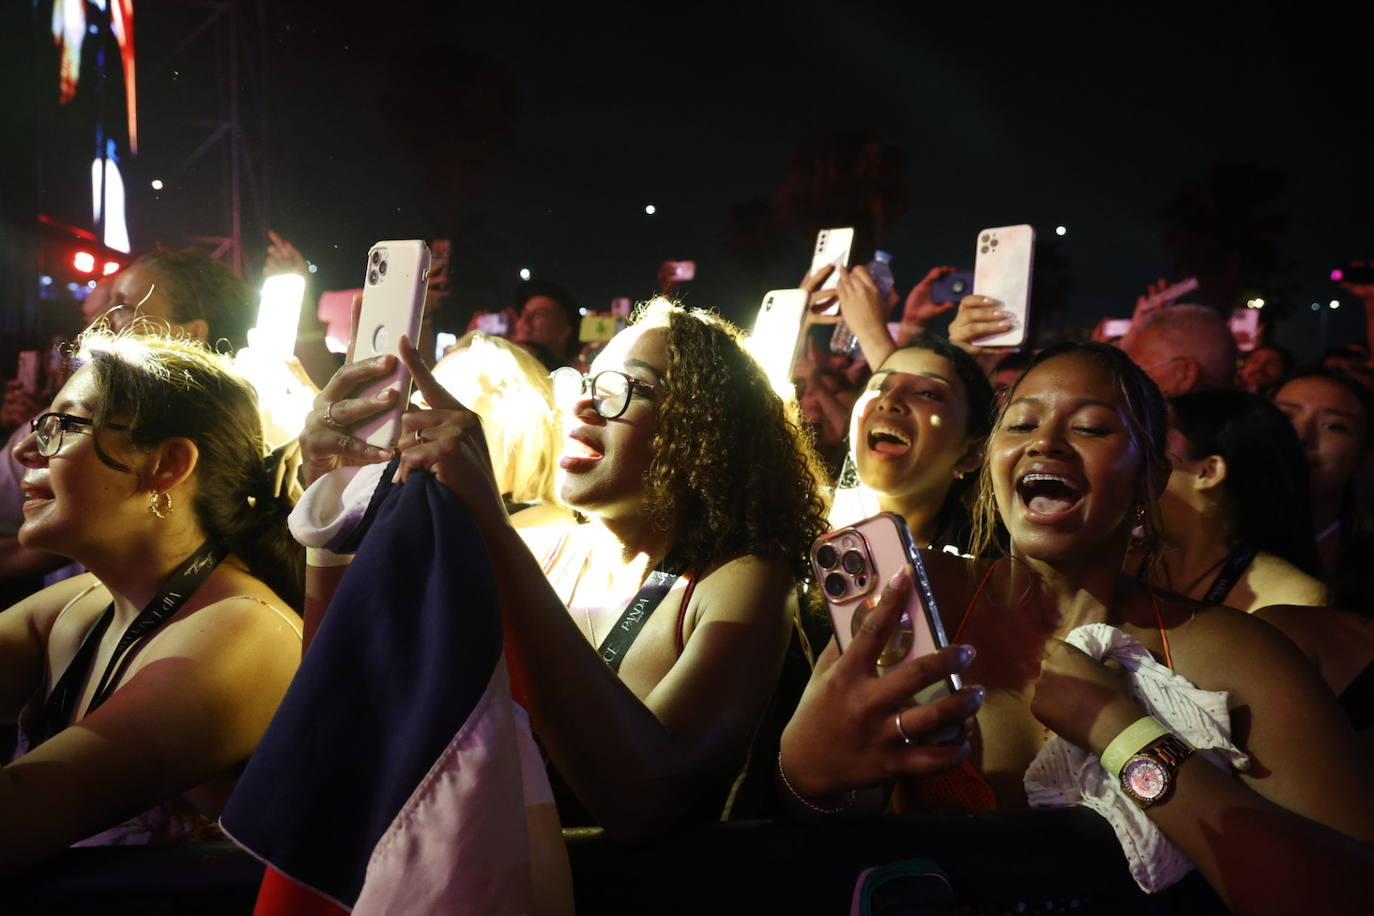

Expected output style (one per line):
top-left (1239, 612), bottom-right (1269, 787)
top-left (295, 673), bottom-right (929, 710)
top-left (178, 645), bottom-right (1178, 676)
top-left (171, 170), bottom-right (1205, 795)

top-left (350, 240), bottom-right (432, 447)
top-left (970, 224), bottom-right (1035, 348)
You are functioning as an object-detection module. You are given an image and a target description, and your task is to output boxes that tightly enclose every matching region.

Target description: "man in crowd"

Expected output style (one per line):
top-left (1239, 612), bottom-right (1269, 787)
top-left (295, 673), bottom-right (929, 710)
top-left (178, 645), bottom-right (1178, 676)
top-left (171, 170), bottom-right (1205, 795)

top-left (513, 279), bottom-right (580, 371)
top-left (1120, 303), bottom-right (1237, 395)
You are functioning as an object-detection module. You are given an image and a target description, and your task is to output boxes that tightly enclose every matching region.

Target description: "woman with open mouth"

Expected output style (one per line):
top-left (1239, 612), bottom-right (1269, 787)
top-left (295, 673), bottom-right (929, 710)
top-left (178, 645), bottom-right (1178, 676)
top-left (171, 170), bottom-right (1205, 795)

top-left (781, 341), bottom-right (1374, 911)
top-left (0, 330), bottom-right (303, 874)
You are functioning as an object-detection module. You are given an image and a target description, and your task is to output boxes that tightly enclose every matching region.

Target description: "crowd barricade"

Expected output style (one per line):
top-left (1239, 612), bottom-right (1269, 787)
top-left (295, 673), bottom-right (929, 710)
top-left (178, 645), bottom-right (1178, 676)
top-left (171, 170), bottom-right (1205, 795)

top-left (4, 808), bottom-right (1197, 914)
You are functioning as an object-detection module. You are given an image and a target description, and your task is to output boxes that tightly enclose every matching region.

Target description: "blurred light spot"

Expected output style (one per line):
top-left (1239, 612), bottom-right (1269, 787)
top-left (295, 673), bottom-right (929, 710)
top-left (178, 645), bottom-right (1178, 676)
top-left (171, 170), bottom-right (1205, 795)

top-left (645, 204), bottom-right (656, 215)
top-left (1055, 225), bottom-right (1067, 236)
top-left (519, 267), bottom-right (531, 280)
top-left (150, 178), bottom-right (164, 190)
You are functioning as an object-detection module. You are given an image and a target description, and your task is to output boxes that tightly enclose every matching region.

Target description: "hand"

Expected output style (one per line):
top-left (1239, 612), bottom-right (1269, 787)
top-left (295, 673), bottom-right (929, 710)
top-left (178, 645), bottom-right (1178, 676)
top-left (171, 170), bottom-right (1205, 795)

top-left (801, 263), bottom-right (838, 313)
top-left (1131, 277), bottom-right (1171, 325)
top-left (900, 266), bottom-right (960, 330)
top-left (947, 295), bottom-right (1017, 357)
top-left (1, 381), bottom-right (44, 433)
top-left (1029, 640), bottom-right (1145, 756)
top-left (779, 571), bottom-right (983, 801)
top-left (264, 230), bottom-right (308, 277)
top-left (298, 296), bottom-right (394, 486)
top-left (394, 338), bottom-right (508, 528)
top-left (836, 265), bottom-right (889, 333)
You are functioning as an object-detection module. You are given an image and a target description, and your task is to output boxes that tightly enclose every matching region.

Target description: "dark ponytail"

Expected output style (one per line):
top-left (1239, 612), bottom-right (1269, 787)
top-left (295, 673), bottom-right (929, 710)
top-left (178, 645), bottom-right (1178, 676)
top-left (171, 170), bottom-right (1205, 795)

top-left (80, 331), bottom-right (305, 610)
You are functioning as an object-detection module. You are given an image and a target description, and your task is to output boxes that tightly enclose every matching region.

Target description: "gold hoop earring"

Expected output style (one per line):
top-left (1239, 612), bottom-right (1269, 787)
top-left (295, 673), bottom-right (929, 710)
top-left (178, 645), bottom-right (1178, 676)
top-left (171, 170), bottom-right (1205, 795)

top-left (148, 490), bottom-right (173, 519)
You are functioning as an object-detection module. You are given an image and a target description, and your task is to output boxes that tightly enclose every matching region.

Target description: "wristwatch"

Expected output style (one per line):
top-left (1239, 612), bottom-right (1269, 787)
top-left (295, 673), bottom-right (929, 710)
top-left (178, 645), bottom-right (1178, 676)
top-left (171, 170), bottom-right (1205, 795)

top-left (1120, 734), bottom-right (1193, 808)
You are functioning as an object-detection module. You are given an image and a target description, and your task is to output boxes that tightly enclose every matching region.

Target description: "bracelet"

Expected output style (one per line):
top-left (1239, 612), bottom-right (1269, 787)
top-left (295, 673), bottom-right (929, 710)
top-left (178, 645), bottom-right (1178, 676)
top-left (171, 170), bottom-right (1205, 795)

top-left (777, 750), bottom-right (856, 816)
top-left (1100, 715), bottom-right (1171, 778)
top-left (306, 546), bottom-right (355, 568)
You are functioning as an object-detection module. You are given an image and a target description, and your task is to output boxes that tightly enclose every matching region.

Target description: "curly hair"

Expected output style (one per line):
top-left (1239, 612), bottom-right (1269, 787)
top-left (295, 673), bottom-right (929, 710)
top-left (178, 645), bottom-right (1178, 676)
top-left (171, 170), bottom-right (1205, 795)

top-left (635, 299), bottom-right (830, 581)
top-left (969, 341), bottom-right (1169, 571)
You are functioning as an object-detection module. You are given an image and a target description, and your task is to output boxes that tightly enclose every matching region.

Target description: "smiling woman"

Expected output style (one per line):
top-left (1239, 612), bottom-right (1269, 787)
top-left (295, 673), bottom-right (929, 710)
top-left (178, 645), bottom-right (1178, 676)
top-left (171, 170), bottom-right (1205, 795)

top-left (299, 296), bottom-right (830, 836)
top-left (781, 341), bottom-right (1374, 911)
top-left (0, 330), bottom-right (303, 875)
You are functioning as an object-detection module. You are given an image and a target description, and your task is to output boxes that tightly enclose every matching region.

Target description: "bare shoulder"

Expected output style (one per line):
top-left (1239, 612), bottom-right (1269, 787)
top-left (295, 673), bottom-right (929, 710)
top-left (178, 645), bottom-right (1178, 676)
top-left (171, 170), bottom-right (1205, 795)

top-left (3, 572), bottom-right (104, 642)
top-left (691, 554), bottom-right (794, 624)
top-left (1246, 553), bottom-right (1329, 610)
top-left (1170, 599), bottom-right (1328, 699)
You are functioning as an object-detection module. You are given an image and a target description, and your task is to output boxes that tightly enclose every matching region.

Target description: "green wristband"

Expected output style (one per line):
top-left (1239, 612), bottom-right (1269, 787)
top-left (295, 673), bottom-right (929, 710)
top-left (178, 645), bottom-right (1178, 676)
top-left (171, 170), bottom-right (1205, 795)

top-left (1100, 715), bottom-right (1171, 778)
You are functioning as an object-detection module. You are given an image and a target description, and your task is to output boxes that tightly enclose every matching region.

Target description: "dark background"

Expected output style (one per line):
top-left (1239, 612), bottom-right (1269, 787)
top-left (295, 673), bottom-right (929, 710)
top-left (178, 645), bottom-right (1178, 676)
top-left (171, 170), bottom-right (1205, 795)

top-left (4, 0), bottom-right (1370, 361)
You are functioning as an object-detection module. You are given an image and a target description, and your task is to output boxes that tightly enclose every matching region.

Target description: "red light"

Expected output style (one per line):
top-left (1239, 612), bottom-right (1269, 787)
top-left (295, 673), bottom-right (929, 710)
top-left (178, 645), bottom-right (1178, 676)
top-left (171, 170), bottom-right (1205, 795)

top-left (73, 251), bottom-right (96, 273)
top-left (102, 261), bottom-right (121, 276)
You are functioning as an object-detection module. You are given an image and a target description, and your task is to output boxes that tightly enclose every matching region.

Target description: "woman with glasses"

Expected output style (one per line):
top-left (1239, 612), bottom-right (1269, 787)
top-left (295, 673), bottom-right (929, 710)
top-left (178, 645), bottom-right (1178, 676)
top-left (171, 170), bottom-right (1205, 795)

top-left (0, 330), bottom-right (303, 874)
top-left (299, 298), bottom-right (829, 836)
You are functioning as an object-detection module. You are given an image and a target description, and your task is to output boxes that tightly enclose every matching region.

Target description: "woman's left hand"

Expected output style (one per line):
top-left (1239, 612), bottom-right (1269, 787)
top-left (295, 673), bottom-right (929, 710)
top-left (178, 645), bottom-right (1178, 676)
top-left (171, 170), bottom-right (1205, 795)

top-left (394, 337), bottom-right (508, 529)
top-left (1030, 640), bottom-right (1147, 756)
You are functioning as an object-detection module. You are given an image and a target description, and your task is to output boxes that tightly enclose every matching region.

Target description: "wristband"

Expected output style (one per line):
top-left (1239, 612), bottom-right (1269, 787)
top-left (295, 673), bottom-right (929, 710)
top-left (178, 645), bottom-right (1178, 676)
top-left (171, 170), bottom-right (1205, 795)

top-left (777, 750), bottom-right (855, 817)
top-left (306, 546), bottom-right (355, 568)
top-left (1100, 715), bottom-right (1171, 778)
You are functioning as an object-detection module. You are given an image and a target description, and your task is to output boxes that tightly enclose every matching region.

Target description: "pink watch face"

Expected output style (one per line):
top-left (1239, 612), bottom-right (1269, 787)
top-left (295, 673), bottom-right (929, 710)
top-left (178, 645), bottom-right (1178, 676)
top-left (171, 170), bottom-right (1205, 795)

top-left (1124, 757), bottom-right (1167, 800)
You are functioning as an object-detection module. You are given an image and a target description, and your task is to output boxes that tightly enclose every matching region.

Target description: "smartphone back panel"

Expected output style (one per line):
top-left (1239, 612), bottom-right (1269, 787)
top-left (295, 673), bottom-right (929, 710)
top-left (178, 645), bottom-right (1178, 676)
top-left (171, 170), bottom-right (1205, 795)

top-left (747, 288), bottom-right (809, 397)
top-left (972, 224), bottom-right (1035, 348)
top-left (353, 240), bottom-right (431, 447)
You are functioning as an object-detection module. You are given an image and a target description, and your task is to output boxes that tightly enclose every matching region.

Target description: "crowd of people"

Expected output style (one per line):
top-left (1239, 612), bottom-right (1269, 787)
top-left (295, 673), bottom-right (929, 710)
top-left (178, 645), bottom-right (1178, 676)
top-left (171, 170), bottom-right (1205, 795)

top-left (1, 231), bottom-right (1373, 912)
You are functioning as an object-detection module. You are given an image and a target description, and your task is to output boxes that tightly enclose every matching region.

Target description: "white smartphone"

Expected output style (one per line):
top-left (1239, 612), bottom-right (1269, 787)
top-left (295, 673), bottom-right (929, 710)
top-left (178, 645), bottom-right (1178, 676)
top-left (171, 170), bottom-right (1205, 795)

top-left (972, 224), bottom-right (1036, 348)
top-left (1142, 276), bottom-right (1199, 310)
top-left (352, 240), bottom-right (431, 447)
top-left (746, 288), bottom-right (810, 398)
top-left (812, 512), bottom-right (960, 704)
top-left (808, 227), bottom-right (855, 316)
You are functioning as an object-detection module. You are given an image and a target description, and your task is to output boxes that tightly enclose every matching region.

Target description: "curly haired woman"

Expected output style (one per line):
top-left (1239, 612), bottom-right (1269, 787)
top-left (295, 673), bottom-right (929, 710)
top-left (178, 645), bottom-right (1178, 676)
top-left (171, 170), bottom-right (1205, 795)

top-left (300, 298), bottom-right (829, 837)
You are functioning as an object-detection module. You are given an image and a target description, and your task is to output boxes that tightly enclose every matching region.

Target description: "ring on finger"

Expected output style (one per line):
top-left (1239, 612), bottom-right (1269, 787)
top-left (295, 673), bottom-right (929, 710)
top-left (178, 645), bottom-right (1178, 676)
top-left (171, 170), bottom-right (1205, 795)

top-left (414, 429), bottom-right (427, 446)
top-left (321, 401), bottom-right (343, 430)
top-left (895, 712), bottom-right (914, 746)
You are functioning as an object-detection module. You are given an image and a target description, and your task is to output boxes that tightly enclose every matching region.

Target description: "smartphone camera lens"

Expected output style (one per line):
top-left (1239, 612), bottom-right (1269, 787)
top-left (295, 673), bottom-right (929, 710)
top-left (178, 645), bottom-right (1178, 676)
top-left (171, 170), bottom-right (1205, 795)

top-left (370, 250), bottom-right (380, 265)
top-left (841, 550), bottom-right (866, 575)
top-left (951, 279), bottom-right (967, 295)
top-left (378, 259), bottom-right (388, 276)
top-left (823, 572), bottom-right (847, 599)
top-left (368, 268), bottom-right (379, 285)
top-left (816, 544), bottom-right (838, 569)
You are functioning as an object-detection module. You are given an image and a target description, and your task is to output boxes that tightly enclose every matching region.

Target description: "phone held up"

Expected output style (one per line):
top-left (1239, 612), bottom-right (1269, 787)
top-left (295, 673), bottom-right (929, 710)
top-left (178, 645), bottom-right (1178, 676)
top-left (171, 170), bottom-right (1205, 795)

top-left (971, 224), bottom-right (1035, 348)
top-left (747, 288), bottom-right (810, 398)
top-left (808, 227), bottom-right (855, 316)
top-left (351, 240), bottom-right (432, 448)
top-left (811, 513), bottom-right (960, 705)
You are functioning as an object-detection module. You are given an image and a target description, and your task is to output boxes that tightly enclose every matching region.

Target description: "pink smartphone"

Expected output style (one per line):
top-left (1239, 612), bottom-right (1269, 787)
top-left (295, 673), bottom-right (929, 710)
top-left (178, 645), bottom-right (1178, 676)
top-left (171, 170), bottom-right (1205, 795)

top-left (812, 512), bottom-right (960, 704)
top-left (352, 240), bottom-right (431, 447)
top-left (971, 224), bottom-right (1035, 348)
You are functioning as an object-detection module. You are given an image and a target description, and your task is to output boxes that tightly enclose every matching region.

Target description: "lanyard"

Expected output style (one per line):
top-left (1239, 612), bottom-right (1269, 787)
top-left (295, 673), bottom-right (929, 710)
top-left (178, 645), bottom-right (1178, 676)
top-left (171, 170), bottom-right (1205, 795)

top-left (1202, 546), bottom-right (1258, 606)
top-left (596, 561), bottom-right (683, 673)
top-left (38, 540), bottom-right (226, 742)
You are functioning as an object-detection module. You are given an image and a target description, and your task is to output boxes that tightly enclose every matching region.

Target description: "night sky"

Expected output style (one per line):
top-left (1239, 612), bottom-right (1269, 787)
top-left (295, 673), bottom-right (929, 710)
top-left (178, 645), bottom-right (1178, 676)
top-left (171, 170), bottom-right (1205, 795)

top-left (14, 0), bottom-right (1373, 360)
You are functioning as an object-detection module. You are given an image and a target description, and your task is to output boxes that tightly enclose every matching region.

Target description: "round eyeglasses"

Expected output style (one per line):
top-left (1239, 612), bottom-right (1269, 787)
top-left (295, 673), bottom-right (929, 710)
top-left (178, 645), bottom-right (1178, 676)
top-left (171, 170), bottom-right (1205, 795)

top-left (550, 368), bottom-right (656, 420)
top-left (29, 412), bottom-right (128, 458)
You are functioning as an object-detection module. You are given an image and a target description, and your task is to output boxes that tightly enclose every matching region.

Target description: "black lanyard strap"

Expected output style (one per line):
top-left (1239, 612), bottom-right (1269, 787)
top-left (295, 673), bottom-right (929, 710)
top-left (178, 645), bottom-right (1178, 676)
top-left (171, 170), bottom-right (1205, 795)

top-left (39, 540), bottom-right (226, 741)
top-left (1202, 546), bottom-right (1258, 606)
top-left (596, 562), bottom-right (683, 673)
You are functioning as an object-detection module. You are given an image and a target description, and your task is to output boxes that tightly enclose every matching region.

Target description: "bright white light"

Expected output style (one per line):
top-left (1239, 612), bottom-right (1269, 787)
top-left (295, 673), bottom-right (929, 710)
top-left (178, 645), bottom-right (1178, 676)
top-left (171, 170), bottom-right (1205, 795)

top-left (102, 261), bottom-right (120, 276)
top-left (519, 268), bottom-right (531, 280)
top-left (39, 275), bottom-right (52, 287)
top-left (1330, 300), bottom-right (1341, 310)
top-left (90, 147), bottom-right (130, 253)
top-left (1247, 298), bottom-right (1265, 309)
top-left (87, 280), bottom-right (97, 289)
top-left (1055, 225), bottom-right (1067, 236)
top-left (579, 307), bottom-right (588, 316)
top-left (251, 274), bottom-right (306, 360)
top-left (1311, 303), bottom-right (1321, 311)
top-left (150, 179), bottom-right (164, 190)
top-left (306, 261), bottom-right (318, 274)
top-left (645, 204), bottom-right (657, 215)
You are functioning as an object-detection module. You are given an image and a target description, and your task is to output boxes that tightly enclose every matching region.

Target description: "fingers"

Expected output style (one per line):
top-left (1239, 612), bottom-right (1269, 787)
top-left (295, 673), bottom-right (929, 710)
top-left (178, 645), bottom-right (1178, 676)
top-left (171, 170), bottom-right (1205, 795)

top-left (873, 643), bottom-right (977, 708)
top-left (398, 337), bottom-right (464, 412)
top-left (812, 636), bottom-right (841, 676)
top-left (801, 262), bottom-right (836, 292)
top-left (950, 295), bottom-right (1015, 341)
top-left (894, 682), bottom-right (984, 744)
top-left (316, 353), bottom-right (397, 405)
top-left (840, 570), bottom-right (912, 674)
top-left (345, 294), bottom-right (363, 363)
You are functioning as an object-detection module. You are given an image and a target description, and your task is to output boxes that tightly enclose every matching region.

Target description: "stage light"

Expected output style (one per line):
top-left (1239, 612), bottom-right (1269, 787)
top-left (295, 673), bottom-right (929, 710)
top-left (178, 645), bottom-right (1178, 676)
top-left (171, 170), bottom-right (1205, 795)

top-left (645, 204), bottom-right (656, 215)
top-left (87, 280), bottom-right (97, 289)
top-left (1246, 298), bottom-right (1265, 309)
top-left (73, 251), bottom-right (96, 273)
top-left (307, 261), bottom-right (318, 274)
top-left (1331, 269), bottom-right (1344, 282)
top-left (519, 267), bottom-right (531, 280)
top-left (579, 307), bottom-right (588, 316)
top-left (1055, 225), bottom-right (1067, 236)
top-left (1330, 300), bottom-right (1341, 309)
top-left (102, 260), bottom-right (121, 275)
top-left (39, 275), bottom-right (52, 287)
top-left (1311, 303), bottom-right (1321, 311)
top-left (151, 179), bottom-right (164, 190)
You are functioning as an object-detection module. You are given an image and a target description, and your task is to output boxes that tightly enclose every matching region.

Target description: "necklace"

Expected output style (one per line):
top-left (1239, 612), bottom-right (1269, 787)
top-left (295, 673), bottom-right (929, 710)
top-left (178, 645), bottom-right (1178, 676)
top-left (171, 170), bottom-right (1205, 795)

top-left (1177, 551), bottom-right (1229, 599)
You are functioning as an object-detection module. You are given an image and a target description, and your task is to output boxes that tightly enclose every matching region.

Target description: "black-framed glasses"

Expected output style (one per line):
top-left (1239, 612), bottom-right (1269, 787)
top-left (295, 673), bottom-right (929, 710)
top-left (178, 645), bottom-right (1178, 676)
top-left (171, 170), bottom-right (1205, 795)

top-left (550, 368), bottom-right (656, 420)
top-left (29, 412), bottom-right (127, 458)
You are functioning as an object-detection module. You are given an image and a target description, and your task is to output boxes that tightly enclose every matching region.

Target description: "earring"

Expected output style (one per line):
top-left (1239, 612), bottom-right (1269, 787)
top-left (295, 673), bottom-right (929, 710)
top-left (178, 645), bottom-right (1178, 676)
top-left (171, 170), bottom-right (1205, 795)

top-left (955, 471), bottom-right (966, 480)
top-left (148, 490), bottom-right (173, 519)
top-left (1134, 504), bottom-right (1146, 524)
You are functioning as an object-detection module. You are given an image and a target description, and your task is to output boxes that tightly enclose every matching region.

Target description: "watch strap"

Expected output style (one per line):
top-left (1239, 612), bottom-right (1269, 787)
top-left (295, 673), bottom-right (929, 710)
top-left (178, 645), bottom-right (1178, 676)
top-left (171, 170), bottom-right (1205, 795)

top-left (1122, 734), bottom-right (1194, 808)
top-left (1101, 715), bottom-right (1171, 778)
